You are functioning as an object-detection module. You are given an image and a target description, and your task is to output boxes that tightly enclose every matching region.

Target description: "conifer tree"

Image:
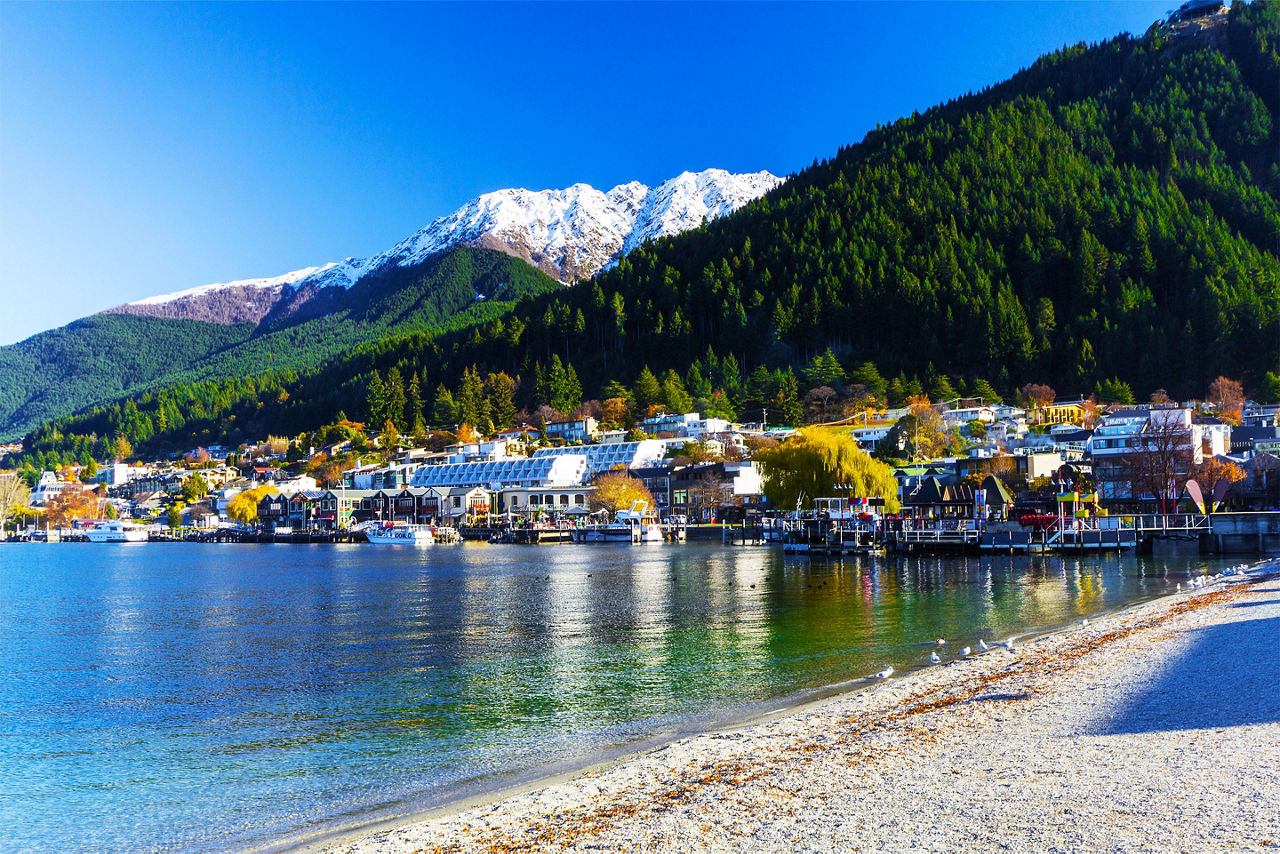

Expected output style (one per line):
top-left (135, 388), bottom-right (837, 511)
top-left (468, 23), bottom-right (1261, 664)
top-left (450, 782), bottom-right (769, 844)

top-left (384, 367), bottom-right (408, 432)
top-left (634, 366), bottom-right (662, 414)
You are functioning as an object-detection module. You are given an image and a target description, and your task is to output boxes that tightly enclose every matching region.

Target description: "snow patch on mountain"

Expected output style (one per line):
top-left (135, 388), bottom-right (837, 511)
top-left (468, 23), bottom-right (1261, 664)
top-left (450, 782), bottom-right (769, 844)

top-left (127, 265), bottom-right (337, 307)
top-left (368, 168), bottom-right (783, 282)
top-left (104, 168), bottom-right (781, 324)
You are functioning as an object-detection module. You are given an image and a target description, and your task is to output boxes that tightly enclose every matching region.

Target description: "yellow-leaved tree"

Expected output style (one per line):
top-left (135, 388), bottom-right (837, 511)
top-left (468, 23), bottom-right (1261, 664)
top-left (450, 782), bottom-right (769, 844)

top-left (755, 427), bottom-right (901, 513)
top-left (226, 485), bottom-right (279, 524)
top-left (588, 470), bottom-right (655, 515)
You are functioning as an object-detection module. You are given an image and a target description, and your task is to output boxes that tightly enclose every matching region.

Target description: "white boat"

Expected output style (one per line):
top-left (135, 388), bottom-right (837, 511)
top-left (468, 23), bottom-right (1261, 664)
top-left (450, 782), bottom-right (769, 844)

top-left (577, 501), bottom-right (664, 544)
top-left (365, 521), bottom-right (436, 545)
top-left (85, 520), bottom-right (150, 543)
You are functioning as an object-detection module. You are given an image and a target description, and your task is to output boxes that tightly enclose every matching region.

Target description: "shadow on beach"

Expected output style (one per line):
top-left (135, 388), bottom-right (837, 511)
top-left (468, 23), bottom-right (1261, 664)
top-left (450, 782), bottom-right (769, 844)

top-left (1092, 606), bottom-right (1280, 735)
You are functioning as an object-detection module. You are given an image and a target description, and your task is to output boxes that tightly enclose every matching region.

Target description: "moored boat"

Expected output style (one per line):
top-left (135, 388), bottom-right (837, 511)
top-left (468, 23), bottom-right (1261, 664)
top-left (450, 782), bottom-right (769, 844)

top-left (85, 520), bottom-right (150, 543)
top-left (576, 501), bottom-right (664, 544)
top-left (365, 521), bottom-right (436, 545)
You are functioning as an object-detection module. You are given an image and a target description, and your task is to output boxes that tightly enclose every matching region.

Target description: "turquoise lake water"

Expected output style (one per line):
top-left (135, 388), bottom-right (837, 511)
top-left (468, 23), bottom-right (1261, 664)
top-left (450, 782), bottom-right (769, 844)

top-left (0, 542), bottom-right (1236, 852)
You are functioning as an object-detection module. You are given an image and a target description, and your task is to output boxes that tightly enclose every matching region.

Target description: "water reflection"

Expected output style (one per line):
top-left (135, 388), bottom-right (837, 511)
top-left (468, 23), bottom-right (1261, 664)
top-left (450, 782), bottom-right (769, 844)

top-left (0, 542), bottom-right (1242, 853)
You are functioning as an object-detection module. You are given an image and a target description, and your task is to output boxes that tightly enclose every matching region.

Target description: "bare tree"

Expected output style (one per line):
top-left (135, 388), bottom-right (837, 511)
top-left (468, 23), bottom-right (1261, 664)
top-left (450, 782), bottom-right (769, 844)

top-left (1116, 415), bottom-right (1192, 513)
top-left (687, 470), bottom-right (725, 522)
top-left (804, 385), bottom-right (839, 423)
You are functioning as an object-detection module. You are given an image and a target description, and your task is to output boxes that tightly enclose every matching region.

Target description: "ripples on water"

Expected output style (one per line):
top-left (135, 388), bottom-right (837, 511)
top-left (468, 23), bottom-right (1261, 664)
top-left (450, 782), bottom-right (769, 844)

top-left (0, 542), bottom-right (1236, 851)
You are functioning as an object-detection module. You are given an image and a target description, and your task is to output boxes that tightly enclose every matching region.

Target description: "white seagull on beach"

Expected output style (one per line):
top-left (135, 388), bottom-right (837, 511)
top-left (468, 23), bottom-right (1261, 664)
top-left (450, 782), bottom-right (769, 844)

top-left (930, 651), bottom-right (942, 664)
top-left (876, 666), bottom-right (894, 679)
top-left (1002, 637), bottom-right (1016, 651)
top-left (979, 639), bottom-right (990, 651)
top-left (960, 646), bottom-right (971, 656)
top-left (1080, 619), bottom-right (1089, 627)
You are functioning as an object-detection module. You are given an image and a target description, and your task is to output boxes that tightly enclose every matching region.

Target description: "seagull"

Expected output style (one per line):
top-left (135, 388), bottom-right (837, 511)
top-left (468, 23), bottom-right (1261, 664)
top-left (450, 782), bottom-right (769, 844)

top-left (930, 651), bottom-right (942, 664)
top-left (876, 666), bottom-right (894, 679)
top-left (1176, 582), bottom-right (1182, 592)
top-left (1080, 619), bottom-right (1089, 627)
top-left (959, 646), bottom-right (971, 656)
top-left (1002, 637), bottom-right (1016, 651)
top-left (979, 639), bottom-right (990, 651)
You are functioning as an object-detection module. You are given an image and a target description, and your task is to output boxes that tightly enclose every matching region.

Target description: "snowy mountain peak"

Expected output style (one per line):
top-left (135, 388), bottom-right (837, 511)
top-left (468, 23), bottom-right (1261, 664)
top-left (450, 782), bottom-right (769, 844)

top-left (373, 167), bottom-right (783, 282)
top-left (103, 167), bottom-right (782, 324)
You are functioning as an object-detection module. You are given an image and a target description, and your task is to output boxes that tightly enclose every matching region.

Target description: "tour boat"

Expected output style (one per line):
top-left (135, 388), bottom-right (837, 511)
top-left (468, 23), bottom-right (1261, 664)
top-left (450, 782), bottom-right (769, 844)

top-left (85, 520), bottom-right (150, 543)
top-left (365, 521), bottom-right (436, 545)
top-left (576, 501), bottom-right (664, 544)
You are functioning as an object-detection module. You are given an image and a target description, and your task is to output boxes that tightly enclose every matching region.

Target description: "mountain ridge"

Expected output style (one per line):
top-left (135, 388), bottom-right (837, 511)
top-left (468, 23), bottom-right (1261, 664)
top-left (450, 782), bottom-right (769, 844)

top-left (99, 168), bottom-right (782, 327)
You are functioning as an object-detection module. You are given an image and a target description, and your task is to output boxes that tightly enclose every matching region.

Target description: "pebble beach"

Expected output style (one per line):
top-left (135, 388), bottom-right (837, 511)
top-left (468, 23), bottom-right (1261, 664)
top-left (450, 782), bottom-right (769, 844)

top-left (318, 563), bottom-right (1280, 853)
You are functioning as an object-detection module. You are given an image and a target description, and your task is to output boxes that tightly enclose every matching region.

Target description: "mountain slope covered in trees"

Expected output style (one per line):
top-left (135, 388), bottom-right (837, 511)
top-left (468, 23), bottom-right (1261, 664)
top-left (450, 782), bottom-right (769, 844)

top-left (14, 3), bottom-right (1280, 463)
top-left (0, 247), bottom-right (559, 440)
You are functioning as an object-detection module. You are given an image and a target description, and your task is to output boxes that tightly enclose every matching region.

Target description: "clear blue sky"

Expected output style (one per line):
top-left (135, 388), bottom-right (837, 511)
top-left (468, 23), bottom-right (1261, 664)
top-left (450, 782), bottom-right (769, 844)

top-left (0, 1), bottom-right (1171, 345)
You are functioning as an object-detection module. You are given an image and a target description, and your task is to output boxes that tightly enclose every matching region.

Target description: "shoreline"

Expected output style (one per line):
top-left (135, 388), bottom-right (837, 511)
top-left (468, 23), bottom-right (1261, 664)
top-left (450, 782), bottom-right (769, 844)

top-left (301, 559), bottom-right (1280, 853)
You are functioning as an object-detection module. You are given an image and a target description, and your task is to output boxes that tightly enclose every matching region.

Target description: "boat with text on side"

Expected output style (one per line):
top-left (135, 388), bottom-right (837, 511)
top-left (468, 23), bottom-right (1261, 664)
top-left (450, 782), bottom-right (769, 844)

top-left (85, 520), bottom-right (150, 543)
top-left (365, 521), bottom-right (436, 545)
top-left (576, 500), bottom-right (664, 544)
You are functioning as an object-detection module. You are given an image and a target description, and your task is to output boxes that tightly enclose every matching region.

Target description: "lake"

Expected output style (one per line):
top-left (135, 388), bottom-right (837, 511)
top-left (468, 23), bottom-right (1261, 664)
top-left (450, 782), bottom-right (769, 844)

top-left (0, 542), bottom-right (1234, 852)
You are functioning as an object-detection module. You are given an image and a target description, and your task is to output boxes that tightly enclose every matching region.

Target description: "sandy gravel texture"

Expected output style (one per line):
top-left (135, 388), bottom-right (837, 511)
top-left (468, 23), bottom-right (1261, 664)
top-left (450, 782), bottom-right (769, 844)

top-left (323, 566), bottom-right (1280, 853)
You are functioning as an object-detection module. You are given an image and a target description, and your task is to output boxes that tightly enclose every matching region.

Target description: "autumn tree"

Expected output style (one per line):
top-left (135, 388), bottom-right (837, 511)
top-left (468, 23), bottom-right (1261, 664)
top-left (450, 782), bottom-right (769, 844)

top-left (1206, 376), bottom-right (1245, 423)
top-left (0, 472), bottom-right (31, 536)
top-left (754, 426), bottom-right (900, 513)
top-left (378, 419), bottom-right (401, 457)
top-left (113, 435), bottom-right (133, 462)
top-left (1019, 383), bottom-right (1056, 411)
top-left (885, 396), bottom-right (962, 461)
top-left (227, 485), bottom-right (278, 524)
top-left (44, 485), bottom-right (100, 526)
top-left (1190, 457), bottom-right (1245, 511)
top-left (588, 470), bottom-right (655, 514)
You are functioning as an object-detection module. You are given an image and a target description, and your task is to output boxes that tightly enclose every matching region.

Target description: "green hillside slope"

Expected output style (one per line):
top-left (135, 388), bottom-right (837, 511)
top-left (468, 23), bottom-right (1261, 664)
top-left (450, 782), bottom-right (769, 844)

top-left (0, 247), bottom-right (560, 441)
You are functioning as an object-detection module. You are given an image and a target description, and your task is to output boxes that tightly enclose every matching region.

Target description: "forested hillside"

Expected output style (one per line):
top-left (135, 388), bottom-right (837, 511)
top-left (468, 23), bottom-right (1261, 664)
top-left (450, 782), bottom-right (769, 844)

top-left (14, 3), bottom-right (1280, 464)
top-left (0, 247), bottom-right (559, 440)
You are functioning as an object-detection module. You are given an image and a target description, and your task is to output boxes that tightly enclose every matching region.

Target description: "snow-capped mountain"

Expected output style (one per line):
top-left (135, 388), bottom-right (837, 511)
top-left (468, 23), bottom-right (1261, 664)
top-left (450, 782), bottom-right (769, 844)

top-left (372, 168), bottom-right (783, 282)
top-left (103, 168), bottom-right (782, 324)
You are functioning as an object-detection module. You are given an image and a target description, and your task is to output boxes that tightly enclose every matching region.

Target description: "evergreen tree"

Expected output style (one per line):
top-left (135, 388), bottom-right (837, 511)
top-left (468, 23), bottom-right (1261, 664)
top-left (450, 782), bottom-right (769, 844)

top-left (660, 369), bottom-right (693, 414)
top-left (634, 366), bottom-right (662, 413)
top-left (366, 370), bottom-right (387, 427)
top-left (406, 372), bottom-right (425, 435)
top-left (432, 384), bottom-right (457, 427)
top-left (850, 361), bottom-right (888, 402)
top-left (771, 369), bottom-right (803, 427)
top-left (384, 367), bottom-right (408, 432)
top-left (971, 378), bottom-right (1003, 405)
top-left (487, 372), bottom-right (517, 429)
top-left (456, 366), bottom-right (486, 428)
top-left (804, 348), bottom-right (845, 388)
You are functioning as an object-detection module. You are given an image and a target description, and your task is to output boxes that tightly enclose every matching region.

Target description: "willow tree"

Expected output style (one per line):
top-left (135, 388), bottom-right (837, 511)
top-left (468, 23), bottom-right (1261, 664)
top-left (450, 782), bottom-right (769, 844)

top-left (755, 427), bottom-right (900, 513)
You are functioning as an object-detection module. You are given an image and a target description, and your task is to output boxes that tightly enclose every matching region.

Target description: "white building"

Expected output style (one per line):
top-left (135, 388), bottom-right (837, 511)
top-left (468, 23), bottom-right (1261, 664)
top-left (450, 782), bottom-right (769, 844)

top-left (410, 454), bottom-right (587, 490)
top-left (1089, 408), bottom-right (1230, 502)
top-left (531, 440), bottom-right (674, 477)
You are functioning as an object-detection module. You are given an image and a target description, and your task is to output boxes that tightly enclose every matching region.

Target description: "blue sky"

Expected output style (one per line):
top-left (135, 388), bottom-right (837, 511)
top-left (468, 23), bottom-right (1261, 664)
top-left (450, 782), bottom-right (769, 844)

top-left (0, 1), bottom-right (1171, 345)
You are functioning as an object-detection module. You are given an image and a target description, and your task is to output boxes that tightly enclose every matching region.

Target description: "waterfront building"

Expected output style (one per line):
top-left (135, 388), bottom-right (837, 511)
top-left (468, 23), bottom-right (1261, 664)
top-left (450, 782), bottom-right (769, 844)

top-left (1088, 408), bottom-right (1230, 504)
top-left (409, 454), bottom-right (587, 490)
top-left (530, 440), bottom-right (674, 477)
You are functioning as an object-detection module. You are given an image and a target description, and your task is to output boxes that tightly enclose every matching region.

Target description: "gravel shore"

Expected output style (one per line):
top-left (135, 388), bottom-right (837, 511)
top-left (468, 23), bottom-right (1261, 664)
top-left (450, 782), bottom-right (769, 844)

top-left (321, 563), bottom-right (1280, 853)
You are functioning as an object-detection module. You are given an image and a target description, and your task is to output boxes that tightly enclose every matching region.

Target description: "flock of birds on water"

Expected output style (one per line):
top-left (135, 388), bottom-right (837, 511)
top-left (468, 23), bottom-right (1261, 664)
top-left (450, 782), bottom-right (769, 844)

top-left (870, 563), bottom-right (1253, 682)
